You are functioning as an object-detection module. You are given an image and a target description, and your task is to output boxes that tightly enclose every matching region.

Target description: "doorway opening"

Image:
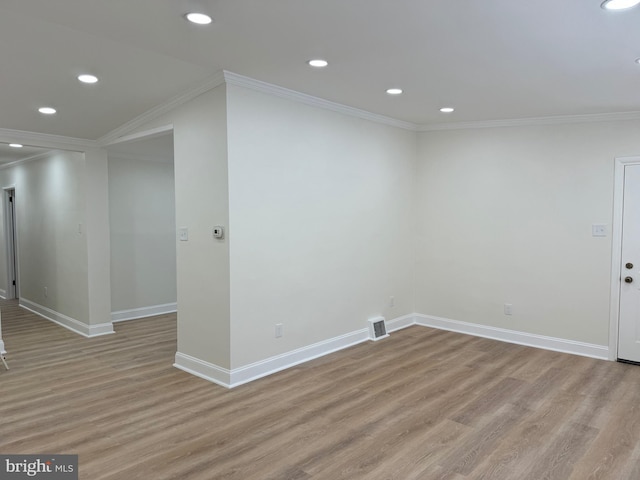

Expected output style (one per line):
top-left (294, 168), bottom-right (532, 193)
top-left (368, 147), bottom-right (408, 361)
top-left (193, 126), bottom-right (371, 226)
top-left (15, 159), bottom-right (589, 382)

top-left (105, 127), bottom-right (177, 322)
top-left (3, 187), bottom-right (19, 300)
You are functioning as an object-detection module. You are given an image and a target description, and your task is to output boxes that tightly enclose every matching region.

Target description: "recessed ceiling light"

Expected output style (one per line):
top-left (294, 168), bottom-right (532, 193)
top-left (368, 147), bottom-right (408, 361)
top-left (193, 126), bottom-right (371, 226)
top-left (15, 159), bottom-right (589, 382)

top-left (78, 74), bottom-right (99, 84)
top-left (601, 0), bottom-right (640, 10)
top-left (635, 57), bottom-right (640, 64)
top-left (9, 144), bottom-right (23, 148)
top-left (185, 12), bottom-right (212, 24)
top-left (308, 59), bottom-right (328, 68)
top-left (38, 107), bottom-right (56, 115)
top-left (386, 88), bottom-right (403, 95)
top-left (439, 107), bottom-right (455, 113)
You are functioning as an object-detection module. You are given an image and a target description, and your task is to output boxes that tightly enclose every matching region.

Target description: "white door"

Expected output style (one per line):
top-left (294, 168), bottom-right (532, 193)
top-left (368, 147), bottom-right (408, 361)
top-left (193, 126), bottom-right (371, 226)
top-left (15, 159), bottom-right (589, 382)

top-left (619, 164), bottom-right (640, 362)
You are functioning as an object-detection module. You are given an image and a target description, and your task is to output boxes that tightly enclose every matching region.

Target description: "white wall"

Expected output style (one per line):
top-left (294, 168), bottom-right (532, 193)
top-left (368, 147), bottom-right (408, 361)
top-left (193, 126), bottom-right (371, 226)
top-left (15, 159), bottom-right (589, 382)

top-left (137, 86), bottom-right (232, 368)
top-left (226, 84), bottom-right (416, 368)
top-left (0, 151), bottom-right (90, 322)
top-left (83, 148), bottom-right (112, 328)
top-left (114, 77), bottom-right (640, 380)
top-left (416, 120), bottom-right (640, 346)
top-left (108, 152), bottom-right (176, 313)
top-left (173, 86), bottom-right (230, 368)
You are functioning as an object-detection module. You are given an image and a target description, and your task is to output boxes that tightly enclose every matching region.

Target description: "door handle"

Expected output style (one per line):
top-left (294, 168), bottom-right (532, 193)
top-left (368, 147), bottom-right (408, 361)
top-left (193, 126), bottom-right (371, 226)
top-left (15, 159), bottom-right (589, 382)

top-left (625, 276), bottom-right (634, 284)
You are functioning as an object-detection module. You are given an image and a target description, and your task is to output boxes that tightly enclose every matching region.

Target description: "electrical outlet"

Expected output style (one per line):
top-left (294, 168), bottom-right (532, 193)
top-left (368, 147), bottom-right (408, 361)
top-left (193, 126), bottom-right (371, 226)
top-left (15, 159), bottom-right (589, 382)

top-left (212, 225), bottom-right (224, 239)
top-left (504, 304), bottom-right (513, 315)
top-left (275, 323), bottom-right (283, 338)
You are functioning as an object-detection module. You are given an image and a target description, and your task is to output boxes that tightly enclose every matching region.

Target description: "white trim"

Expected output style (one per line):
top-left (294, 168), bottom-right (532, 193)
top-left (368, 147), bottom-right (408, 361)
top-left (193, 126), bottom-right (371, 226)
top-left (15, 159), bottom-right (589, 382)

top-left (19, 298), bottom-right (114, 338)
top-left (419, 111), bottom-right (640, 132)
top-left (610, 156), bottom-right (640, 360)
top-left (174, 352), bottom-right (231, 389)
top-left (386, 313), bottom-right (416, 332)
top-left (223, 71), bottom-right (418, 131)
top-left (2, 78), bottom-right (640, 149)
top-left (223, 72), bottom-right (640, 133)
top-left (0, 338), bottom-right (5, 355)
top-left (97, 73), bottom-right (225, 145)
top-left (0, 128), bottom-right (96, 150)
top-left (3, 75), bottom-right (640, 150)
top-left (111, 303), bottom-right (177, 322)
top-left (174, 311), bottom-right (612, 389)
top-left (0, 289), bottom-right (6, 300)
top-left (175, 313), bottom-right (415, 389)
top-left (415, 314), bottom-right (609, 360)
top-left (102, 124), bottom-right (173, 148)
top-left (228, 328), bottom-right (371, 388)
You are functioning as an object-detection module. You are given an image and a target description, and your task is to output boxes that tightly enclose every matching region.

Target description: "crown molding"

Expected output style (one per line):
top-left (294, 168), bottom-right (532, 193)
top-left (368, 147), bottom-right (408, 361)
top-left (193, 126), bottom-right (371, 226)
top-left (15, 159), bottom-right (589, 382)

top-left (418, 110), bottom-right (640, 131)
top-left (102, 124), bottom-right (173, 147)
top-left (8, 71), bottom-right (640, 151)
top-left (223, 71), bottom-right (418, 131)
top-left (97, 71), bottom-right (226, 146)
top-left (0, 128), bottom-right (96, 150)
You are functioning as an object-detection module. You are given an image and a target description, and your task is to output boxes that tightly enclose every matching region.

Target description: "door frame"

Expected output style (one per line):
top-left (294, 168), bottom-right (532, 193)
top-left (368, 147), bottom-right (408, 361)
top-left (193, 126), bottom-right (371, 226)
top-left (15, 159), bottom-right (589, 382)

top-left (3, 186), bottom-right (19, 300)
top-left (610, 156), bottom-right (640, 361)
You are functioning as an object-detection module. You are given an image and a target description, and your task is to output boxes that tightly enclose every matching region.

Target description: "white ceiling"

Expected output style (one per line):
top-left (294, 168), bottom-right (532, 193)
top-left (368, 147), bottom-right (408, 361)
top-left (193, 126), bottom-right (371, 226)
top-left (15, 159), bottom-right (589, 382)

top-left (1, 0), bottom-right (639, 144)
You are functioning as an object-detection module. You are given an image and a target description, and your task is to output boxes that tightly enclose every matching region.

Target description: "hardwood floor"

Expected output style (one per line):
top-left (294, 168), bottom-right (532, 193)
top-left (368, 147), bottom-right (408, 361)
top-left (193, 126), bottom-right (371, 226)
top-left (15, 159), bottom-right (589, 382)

top-left (2, 299), bottom-right (640, 479)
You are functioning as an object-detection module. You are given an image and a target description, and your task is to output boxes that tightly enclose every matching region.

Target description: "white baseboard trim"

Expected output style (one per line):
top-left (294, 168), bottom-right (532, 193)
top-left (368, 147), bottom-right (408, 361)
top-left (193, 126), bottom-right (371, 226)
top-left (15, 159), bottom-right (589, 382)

top-left (174, 314), bottom-right (419, 388)
top-left (175, 327), bottom-right (372, 389)
top-left (174, 352), bottom-right (231, 388)
top-left (229, 328), bottom-right (371, 388)
top-left (174, 312), bottom-right (610, 389)
top-left (111, 302), bottom-right (177, 322)
top-left (386, 313), bottom-right (416, 333)
top-left (415, 313), bottom-right (609, 360)
top-left (20, 298), bottom-right (114, 338)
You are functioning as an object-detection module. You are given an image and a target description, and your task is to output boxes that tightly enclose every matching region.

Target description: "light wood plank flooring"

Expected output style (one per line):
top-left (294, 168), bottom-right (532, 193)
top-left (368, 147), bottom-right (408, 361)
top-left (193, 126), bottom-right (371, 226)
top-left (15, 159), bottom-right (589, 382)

top-left (1, 299), bottom-right (640, 479)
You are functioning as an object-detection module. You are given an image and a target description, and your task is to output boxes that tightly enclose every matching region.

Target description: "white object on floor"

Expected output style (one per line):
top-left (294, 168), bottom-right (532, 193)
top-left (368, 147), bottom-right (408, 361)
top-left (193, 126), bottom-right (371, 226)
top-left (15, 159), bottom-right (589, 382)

top-left (0, 309), bottom-right (6, 370)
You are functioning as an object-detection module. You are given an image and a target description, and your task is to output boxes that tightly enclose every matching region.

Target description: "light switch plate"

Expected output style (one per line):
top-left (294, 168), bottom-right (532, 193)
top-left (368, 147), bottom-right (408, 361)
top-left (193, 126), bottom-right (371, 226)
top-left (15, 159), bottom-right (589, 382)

top-left (592, 224), bottom-right (607, 237)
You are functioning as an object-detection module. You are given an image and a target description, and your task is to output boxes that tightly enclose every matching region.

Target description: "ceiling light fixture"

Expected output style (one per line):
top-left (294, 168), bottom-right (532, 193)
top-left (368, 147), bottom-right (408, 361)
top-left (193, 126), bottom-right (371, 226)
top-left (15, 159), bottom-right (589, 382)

top-left (185, 12), bottom-right (213, 24)
top-left (440, 107), bottom-right (455, 113)
top-left (386, 88), bottom-right (403, 95)
top-left (78, 74), bottom-right (99, 84)
top-left (9, 144), bottom-right (23, 148)
top-left (601, 0), bottom-right (640, 10)
top-left (38, 107), bottom-right (56, 115)
top-left (635, 57), bottom-right (640, 64)
top-left (308, 59), bottom-right (328, 68)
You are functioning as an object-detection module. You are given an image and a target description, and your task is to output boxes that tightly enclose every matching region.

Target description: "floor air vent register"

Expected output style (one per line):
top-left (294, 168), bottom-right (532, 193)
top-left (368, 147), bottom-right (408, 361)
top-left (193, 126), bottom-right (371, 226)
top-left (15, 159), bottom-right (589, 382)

top-left (368, 316), bottom-right (389, 341)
